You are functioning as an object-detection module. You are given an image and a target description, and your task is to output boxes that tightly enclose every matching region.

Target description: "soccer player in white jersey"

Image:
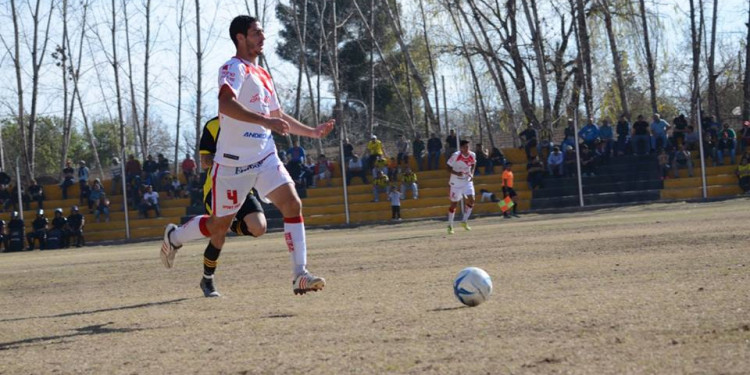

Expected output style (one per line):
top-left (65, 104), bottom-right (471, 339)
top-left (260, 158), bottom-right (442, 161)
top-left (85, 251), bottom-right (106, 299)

top-left (160, 15), bottom-right (334, 297)
top-left (446, 140), bottom-right (476, 234)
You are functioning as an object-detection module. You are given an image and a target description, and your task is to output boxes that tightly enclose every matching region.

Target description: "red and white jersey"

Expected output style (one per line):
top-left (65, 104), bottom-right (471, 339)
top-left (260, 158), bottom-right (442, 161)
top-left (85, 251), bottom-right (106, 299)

top-left (447, 151), bottom-right (476, 185)
top-left (215, 57), bottom-right (281, 166)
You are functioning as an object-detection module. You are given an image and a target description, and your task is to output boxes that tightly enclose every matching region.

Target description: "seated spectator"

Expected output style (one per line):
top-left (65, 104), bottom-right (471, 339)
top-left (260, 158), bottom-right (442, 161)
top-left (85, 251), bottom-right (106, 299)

top-left (372, 155), bottom-right (388, 179)
top-left (672, 144), bottom-right (694, 178)
top-left (650, 113), bottom-right (671, 151)
top-left (67, 206), bottom-right (85, 248)
top-left (519, 123), bottom-right (538, 160)
top-left (312, 154), bottom-right (333, 188)
top-left (396, 134), bottom-right (410, 167)
top-left (346, 154), bottom-right (368, 185)
top-left (372, 170), bottom-right (389, 202)
top-left (593, 138), bottom-right (610, 165)
top-left (140, 185), bottom-right (161, 218)
top-left (615, 115), bottom-right (631, 156)
top-left (189, 173), bottom-right (204, 208)
top-left (125, 154), bottom-right (142, 183)
top-left (79, 182), bottom-right (91, 210)
top-left (716, 130), bottom-right (736, 165)
top-left (702, 132), bottom-right (718, 166)
top-left (0, 184), bottom-right (10, 212)
top-left (578, 118), bottom-right (600, 149)
top-left (157, 153), bottom-right (171, 190)
top-left (26, 209), bottom-right (48, 250)
top-left (479, 188), bottom-right (500, 203)
top-left (737, 156), bottom-right (750, 194)
top-left (127, 175), bottom-right (143, 208)
top-left (740, 121), bottom-right (750, 153)
top-left (657, 149), bottom-right (670, 180)
top-left (427, 133), bottom-right (442, 170)
top-left (672, 114), bottom-right (688, 147)
top-left (684, 126), bottom-right (700, 151)
top-left (59, 159), bottom-right (75, 199)
top-left (412, 134), bottom-right (425, 171)
top-left (563, 145), bottom-right (577, 177)
top-left (343, 138), bottom-right (354, 163)
top-left (475, 144), bottom-right (493, 175)
top-left (87, 180), bottom-right (105, 212)
top-left (7, 211), bottom-right (25, 252)
top-left (561, 121), bottom-right (577, 151)
top-left (547, 146), bottom-right (564, 177)
top-left (166, 175), bottom-right (184, 199)
top-left (49, 208), bottom-right (68, 249)
top-left (580, 145), bottom-right (596, 177)
top-left (181, 153), bottom-right (196, 183)
top-left (526, 156), bottom-right (545, 190)
top-left (399, 167), bottom-right (419, 200)
top-left (8, 184), bottom-right (30, 212)
top-left (110, 157), bottom-right (122, 195)
top-left (27, 179), bottom-right (44, 209)
top-left (95, 195), bottom-right (110, 223)
top-left (303, 155), bottom-right (315, 188)
top-left (490, 147), bottom-right (505, 171)
top-left (77, 161), bottom-right (89, 204)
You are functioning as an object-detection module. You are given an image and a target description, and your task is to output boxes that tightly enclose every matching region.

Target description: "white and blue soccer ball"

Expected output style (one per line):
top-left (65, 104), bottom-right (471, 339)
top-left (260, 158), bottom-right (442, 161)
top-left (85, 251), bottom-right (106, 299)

top-left (453, 267), bottom-right (493, 307)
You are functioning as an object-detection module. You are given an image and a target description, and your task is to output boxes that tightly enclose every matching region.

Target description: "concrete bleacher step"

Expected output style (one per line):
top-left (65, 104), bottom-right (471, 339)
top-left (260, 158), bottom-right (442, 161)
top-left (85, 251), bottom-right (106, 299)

top-left (534, 179), bottom-right (663, 199)
top-left (531, 189), bottom-right (662, 210)
top-left (660, 184), bottom-right (743, 200)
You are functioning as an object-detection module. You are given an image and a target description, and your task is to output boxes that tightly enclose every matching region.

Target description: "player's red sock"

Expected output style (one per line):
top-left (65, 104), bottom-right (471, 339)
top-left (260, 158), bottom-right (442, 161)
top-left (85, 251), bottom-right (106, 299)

top-left (171, 215), bottom-right (210, 247)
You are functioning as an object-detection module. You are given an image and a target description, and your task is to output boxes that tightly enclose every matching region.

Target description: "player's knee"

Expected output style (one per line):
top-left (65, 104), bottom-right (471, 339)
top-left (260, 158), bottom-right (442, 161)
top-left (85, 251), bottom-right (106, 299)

top-left (243, 215), bottom-right (267, 237)
top-left (279, 198), bottom-right (302, 217)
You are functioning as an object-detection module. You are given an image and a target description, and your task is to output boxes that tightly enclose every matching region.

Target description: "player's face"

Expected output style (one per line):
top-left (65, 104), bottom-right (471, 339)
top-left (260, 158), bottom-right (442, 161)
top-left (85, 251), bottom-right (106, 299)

top-left (460, 143), bottom-right (469, 155)
top-left (243, 22), bottom-right (265, 57)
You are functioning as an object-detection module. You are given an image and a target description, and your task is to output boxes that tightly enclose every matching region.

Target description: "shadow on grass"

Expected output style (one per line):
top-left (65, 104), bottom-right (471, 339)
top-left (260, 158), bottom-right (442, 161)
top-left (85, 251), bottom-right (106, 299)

top-left (429, 306), bottom-right (467, 312)
top-left (0, 297), bottom-right (192, 323)
top-left (0, 322), bottom-right (149, 351)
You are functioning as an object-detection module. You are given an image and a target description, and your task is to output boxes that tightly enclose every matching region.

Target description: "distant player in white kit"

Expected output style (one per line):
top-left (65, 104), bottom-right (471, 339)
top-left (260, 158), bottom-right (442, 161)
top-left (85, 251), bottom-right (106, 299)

top-left (446, 140), bottom-right (476, 234)
top-left (160, 15), bottom-right (334, 297)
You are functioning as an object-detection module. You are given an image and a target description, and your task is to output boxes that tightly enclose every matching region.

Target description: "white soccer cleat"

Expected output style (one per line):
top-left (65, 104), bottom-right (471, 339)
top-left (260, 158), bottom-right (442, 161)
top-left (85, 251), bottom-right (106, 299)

top-left (160, 223), bottom-right (181, 269)
top-left (293, 271), bottom-right (326, 295)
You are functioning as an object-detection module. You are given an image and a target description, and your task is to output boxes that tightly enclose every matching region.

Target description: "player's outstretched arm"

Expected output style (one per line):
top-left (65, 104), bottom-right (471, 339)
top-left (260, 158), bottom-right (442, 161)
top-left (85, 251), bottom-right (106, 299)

top-left (279, 110), bottom-right (335, 139)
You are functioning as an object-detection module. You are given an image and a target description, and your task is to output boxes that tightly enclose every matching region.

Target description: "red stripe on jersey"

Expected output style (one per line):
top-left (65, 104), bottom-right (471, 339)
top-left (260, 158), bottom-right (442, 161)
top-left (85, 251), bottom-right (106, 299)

top-left (211, 162), bottom-right (219, 216)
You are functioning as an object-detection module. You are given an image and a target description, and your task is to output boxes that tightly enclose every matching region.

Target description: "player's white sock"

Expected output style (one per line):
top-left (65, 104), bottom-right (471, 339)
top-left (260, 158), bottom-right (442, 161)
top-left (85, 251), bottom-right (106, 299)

top-left (170, 215), bottom-right (210, 247)
top-left (462, 204), bottom-right (473, 222)
top-left (284, 216), bottom-right (308, 276)
top-left (448, 207), bottom-right (456, 227)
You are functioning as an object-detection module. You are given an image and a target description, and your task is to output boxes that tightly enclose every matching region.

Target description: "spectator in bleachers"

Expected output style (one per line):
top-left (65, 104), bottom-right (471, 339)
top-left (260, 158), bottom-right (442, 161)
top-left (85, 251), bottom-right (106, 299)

top-left (526, 155), bottom-right (545, 190)
top-left (79, 180), bottom-right (91, 208)
top-left (685, 125), bottom-right (699, 151)
top-left (578, 117), bottom-right (600, 149)
top-left (372, 155), bottom-right (388, 179)
top-left (650, 114), bottom-right (671, 151)
top-left (479, 188), bottom-right (500, 203)
top-left (632, 115), bottom-right (651, 155)
top-left (616, 115), bottom-right (631, 156)
top-left (88, 180), bottom-right (105, 212)
top-left (475, 144), bottom-right (493, 175)
top-left (140, 185), bottom-right (161, 218)
top-left (547, 146), bottom-right (564, 177)
top-left (287, 140), bottom-right (306, 168)
top-left (342, 138), bottom-right (354, 163)
top-left (599, 119), bottom-right (614, 158)
top-left (705, 115), bottom-right (721, 140)
top-left (716, 130), bottom-right (736, 165)
top-left (537, 126), bottom-right (553, 161)
top-left (77, 161), bottom-right (89, 202)
top-left (400, 167), bottom-right (418, 200)
top-left (181, 154), bottom-right (196, 184)
top-left (94, 194), bottom-right (110, 223)
top-left (28, 179), bottom-right (44, 209)
top-left (303, 155), bottom-right (315, 188)
top-left (412, 134), bottom-right (425, 171)
top-left (110, 157), bottom-right (122, 195)
top-left (66, 206), bottom-right (85, 248)
top-left (740, 121), bottom-right (750, 153)
top-left (8, 184), bottom-right (30, 212)
top-left (366, 135), bottom-right (385, 172)
top-left (157, 154), bottom-right (171, 191)
top-left (519, 123), bottom-right (538, 160)
top-left (125, 154), bottom-right (142, 183)
top-left (564, 145), bottom-right (577, 177)
top-left (427, 133), bottom-right (442, 170)
top-left (60, 159), bottom-right (75, 199)
top-left (490, 147), bottom-right (505, 170)
top-left (372, 170), bottom-right (389, 202)
top-left (396, 134), bottom-right (410, 167)
top-left (702, 129), bottom-right (719, 166)
top-left (580, 144), bottom-right (596, 177)
top-left (7, 211), bottom-right (25, 251)
top-left (445, 129), bottom-right (458, 157)
top-left (673, 144), bottom-right (694, 178)
top-left (277, 150), bottom-right (288, 164)
top-left (127, 175), bottom-right (143, 208)
top-left (26, 209), bottom-right (48, 250)
top-left (166, 175), bottom-right (185, 199)
top-left (48, 208), bottom-right (67, 249)
top-left (737, 156), bottom-right (750, 194)
top-left (312, 154), bottom-right (333, 188)
top-left (657, 149), bottom-right (670, 180)
top-left (672, 114), bottom-right (688, 147)
top-left (142, 154), bottom-right (158, 187)
top-left (389, 185), bottom-right (402, 221)
top-left (561, 120), bottom-right (576, 151)
top-left (346, 154), bottom-right (368, 185)
top-left (387, 157), bottom-right (399, 181)
top-left (189, 173), bottom-right (203, 207)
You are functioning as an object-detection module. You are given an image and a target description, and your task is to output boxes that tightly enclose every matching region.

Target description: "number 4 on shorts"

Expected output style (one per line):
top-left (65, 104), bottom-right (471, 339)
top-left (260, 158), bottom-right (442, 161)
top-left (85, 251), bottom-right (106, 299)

top-left (227, 189), bottom-right (238, 205)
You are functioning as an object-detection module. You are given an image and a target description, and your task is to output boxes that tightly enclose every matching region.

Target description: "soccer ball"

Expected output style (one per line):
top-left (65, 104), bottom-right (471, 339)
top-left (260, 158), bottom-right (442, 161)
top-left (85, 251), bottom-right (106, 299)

top-left (453, 267), bottom-right (493, 307)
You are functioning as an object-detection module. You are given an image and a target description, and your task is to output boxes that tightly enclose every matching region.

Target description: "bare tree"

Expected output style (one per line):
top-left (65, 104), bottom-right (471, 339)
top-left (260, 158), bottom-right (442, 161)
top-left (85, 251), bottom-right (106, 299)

top-left (598, 0), bottom-right (630, 119)
top-left (173, 0), bottom-right (186, 175)
top-left (690, 0), bottom-right (703, 125)
top-left (58, 0), bottom-right (72, 174)
top-left (744, 5), bottom-right (750, 122)
top-left (574, 0), bottom-right (594, 118)
top-left (142, 0), bottom-right (153, 157)
top-left (123, 0), bottom-right (143, 159)
top-left (5, 0), bottom-right (27, 175)
top-left (521, 0), bottom-right (552, 129)
top-left (707, 0), bottom-right (719, 120)
top-left (639, 0), bottom-right (658, 114)
top-left (418, 0), bottom-right (440, 137)
top-left (194, 0), bottom-right (203, 159)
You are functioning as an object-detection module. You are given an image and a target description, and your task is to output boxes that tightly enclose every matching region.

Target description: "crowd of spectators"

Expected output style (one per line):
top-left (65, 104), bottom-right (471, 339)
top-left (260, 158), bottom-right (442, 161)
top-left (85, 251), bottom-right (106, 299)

top-left (0, 206), bottom-right (85, 252)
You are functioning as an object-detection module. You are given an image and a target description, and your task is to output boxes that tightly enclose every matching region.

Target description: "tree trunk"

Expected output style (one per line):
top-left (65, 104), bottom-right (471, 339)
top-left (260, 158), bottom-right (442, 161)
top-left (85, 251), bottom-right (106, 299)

top-left (10, 0), bottom-right (29, 178)
top-left (690, 0), bottom-right (702, 126)
top-left (550, 9), bottom-right (575, 122)
top-left (174, 0), bottom-right (186, 175)
top-left (505, 0), bottom-right (540, 126)
top-left (639, 0), bottom-right (658, 114)
top-left (707, 0), bottom-right (719, 120)
top-left (195, 0), bottom-right (203, 161)
top-left (419, 0), bottom-right (440, 137)
top-left (574, 0), bottom-right (594, 119)
top-left (75, 79), bottom-right (104, 180)
top-left (60, 0), bottom-right (72, 175)
top-left (123, 0), bottom-right (143, 159)
top-left (600, 0), bottom-right (630, 119)
top-left (330, 0), bottom-right (342, 151)
top-left (111, 0), bottom-right (126, 165)
top-left (142, 0), bottom-right (152, 157)
top-left (521, 0), bottom-right (552, 130)
top-left (743, 5), bottom-right (750, 122)
top-left (64, 0), bottom-right (90, 170)
top-left (370, 0), bottom-right (376, 136)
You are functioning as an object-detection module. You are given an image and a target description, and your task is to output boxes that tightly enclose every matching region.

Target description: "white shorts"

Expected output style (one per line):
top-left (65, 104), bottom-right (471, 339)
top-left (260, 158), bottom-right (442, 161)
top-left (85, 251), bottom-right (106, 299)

top-left (449, 181), bottom-right (475, 202)
top-left (210, 153), bottom-right (292, 217)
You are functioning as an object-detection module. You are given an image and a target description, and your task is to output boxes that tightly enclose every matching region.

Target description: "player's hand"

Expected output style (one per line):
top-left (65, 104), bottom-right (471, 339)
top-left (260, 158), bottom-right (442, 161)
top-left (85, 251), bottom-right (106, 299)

top-left (266, 118), bottom-right (290, 136)
top-left (313, 119), bottom-right (335, 139)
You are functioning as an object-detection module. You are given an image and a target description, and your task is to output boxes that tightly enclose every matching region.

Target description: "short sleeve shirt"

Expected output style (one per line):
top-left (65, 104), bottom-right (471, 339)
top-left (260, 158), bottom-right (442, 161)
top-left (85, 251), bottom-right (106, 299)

top-left (502, 170), bottom-right (514, 188)
top-left (447, 151), bottom-right (476, 185)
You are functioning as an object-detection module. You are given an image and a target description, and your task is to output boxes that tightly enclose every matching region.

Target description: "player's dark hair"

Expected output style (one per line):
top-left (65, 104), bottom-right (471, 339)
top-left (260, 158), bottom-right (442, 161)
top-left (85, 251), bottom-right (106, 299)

top-left (459, 140), bottom-right (470, 147)
top-left (230, 15), bottom-right (258, 47)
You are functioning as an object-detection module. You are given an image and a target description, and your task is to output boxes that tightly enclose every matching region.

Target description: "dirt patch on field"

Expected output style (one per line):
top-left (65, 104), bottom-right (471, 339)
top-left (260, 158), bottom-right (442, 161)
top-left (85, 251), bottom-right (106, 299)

top-left (1, 199), bottom-right (749, 374)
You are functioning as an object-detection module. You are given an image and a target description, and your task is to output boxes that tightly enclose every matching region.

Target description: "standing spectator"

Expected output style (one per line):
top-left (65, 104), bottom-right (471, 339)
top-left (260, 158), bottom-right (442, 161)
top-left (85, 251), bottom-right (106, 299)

top-left (427, 133), bottom-right (443, 170)
top-left (672, 114), bottom-right (688, 147)
top-left (673, 144), bottom-right (694, 178)
top-left (48, 208), bottom-right (68, 249)
top-left (67, 206), bottom-right (85, 248)
top-left (501, 163), bottom-right (519, 218)
top-left (685, 126), bottom-right (700, 151)
top-left (650, 113), bottom-right (671, 151)
top-left (445, 129), bottom-right (458, 157)
top-left (312, 154), bottom-right (333, 188)
top-left (705, 115), bottom-right (721, 140)
top-left (181, 154), bottom-right (196, 184)
top-left (342, 138), bottom-right (354, 162)
top-left (7, 211), bottom-right (25, 252)
top-left (88, 181), bottom-right (105, 212)
top-left (400, 167), bottom-right (419, 200)
top-left (142, 154), bottom-right (158, 187)
top-left (657, 149), bottom-right (670, 180)
top-left (561, 120), bottom-right (576, 151)
top-left (716, 130), bottom-right (736, 165)
top-left (547, 146), bottom-right (564, 176)
top-left (599, 119), bottom-right (614, 158)
top-left (632, 115), bottom-right (651, 155)
top-left (396, 134), bottom-right (410, 167)
top-left (110, 157), bottom-right (122, 195)
top-left (366, 135), bottom-right (385, 172)
top-left (140, 185), bottom-right (161, 218)
top-left (736, 156), bottom-right (750, 193)
top-left (303, 155), bottom-right (316, 188)
top-left (475, 144), bottom-right (493, 175)
top-left (127, 175), bottom-right (143, 208)
top-left (77, 161), bottom-right (89, 198)
top-left (346, 154), bottom-right (368, 185)
top-left (372, 170), bottom-right (389, 202)
top-left (519, 123), bottom-right (538, 160)
top-left (615, 115), bottom-right (631, 156)
top-left (537, 126), bottom-right (553, 160)
top-left (26, 209), bottom-right (48, 250)
top-left (389, 186), bottom-right (402, 221)
top-left (387, 157), bottom-right (399, 181)
top-left (740, 121), bottom-right (750, 153)
top-left (578, 117), bottom-right (600, 149)
top-left (526, 156), bottom-right (545, 190)
top-left (580, 145), bottom-right (596, 177)
top-left (412, 134), bottom-right (425, 171)
top-left (125, 154), bottom-right (142, 184)
top-left (28, 179), bottom-right (44, 209)
top-left (287, 140), bottom-right (306, 167)
top-left (60, 160), bottom-right (75, 199)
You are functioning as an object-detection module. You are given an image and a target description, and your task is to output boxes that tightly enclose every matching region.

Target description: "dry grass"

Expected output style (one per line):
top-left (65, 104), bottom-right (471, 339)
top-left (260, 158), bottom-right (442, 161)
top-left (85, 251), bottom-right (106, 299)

top-left (1, 199), bottom-right (749, 374)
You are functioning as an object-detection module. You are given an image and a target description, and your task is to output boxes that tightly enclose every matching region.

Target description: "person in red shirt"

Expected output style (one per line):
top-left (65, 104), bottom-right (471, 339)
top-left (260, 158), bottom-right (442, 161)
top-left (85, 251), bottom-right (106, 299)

top-left (502, 163), bottom-right (519, 219)
top-left (181, 154), bottom-right (197, 182)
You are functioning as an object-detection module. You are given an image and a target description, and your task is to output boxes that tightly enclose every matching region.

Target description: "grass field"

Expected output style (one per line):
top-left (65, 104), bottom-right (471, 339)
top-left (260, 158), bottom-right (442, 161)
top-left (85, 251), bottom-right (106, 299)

top-left (1, 199), bottom-right (749, 374)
